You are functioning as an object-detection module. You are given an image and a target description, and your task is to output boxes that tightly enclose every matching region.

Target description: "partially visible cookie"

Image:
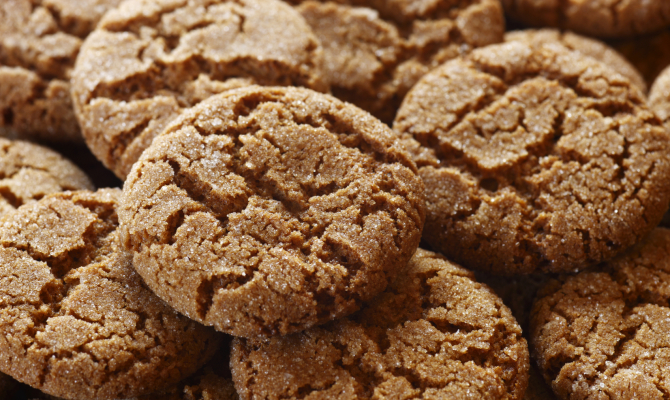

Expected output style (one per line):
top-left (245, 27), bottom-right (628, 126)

top-left (501, 0), bottom-right (670, 39)
top-left (72, 0), bottom-right (328, 179)
top-left (395, 41), bottom-right (670, 275)
top-left (286, 0), bottom-right (504, 123)
top-left (531, 228), bottom-right (670, 399)
top-left (0, 0), bottom-right (124, 142)
top-left (505, 29), bottom-right (647, 93)
top-left (119, 86), bottom-right (426, 338)
top-left (0, 189), bottom-right (221, 399)
top-left (611, 29), bottom-right (670, 89)
top-left (649, 65), bottom-right (670, 131)
top-left (0, 138), bottom-right (93, 218)
top-left (231, 248), bottom-right (529, 400)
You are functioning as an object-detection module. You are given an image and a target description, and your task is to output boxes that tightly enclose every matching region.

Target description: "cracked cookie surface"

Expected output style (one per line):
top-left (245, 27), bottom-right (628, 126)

top-left (0, 138), bottom-right (93, 218)
top-left (286, 0), bottom-right (504, 123)
top-left (395, 41), bottom-right (670, 275)
top-left (119, 86), bottom-right (426, 338)
top-left (0, 0), bottom-right (124, 142)
top-left (230, 248), bottom-right (529, 400)
top-left (505, 29), bottom-right (647, 94)
top-left (501, 0), bottom-right (670, 39)
top-left (71, 0), bottom-right (328, 179)
top-left (0, 189), bottom-right (221, 400)
top-left (530, 227), bottom-right (670, 399)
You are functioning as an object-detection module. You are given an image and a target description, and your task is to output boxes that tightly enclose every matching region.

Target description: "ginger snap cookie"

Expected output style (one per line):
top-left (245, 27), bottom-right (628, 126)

top-left (230, 248), bottom-right (529, 400)
top-left (530, 227), bottom-right (670, 399)
top-left (119, 86), bottom-right (426, 338)
top-left (505, 29), bottom-right (647, 93)
top-left (394, 41), bottom-right (670, 275)
top-left (0, 138), bottom-right (93, 218)
top-left (611, 30), bottom-right (670, 89)
top-left (0, 0), bottom-right (124, 143)
top-left (501, 0), bottom-right (670, 39)
top-left (71, 0), bottom-right (328, 179)
top-left (286, 0), bottom-right (505, 123)
top-left (649, 65), bottom-right (670, 131)
top-left (0, 189), bottom-right (222, 399)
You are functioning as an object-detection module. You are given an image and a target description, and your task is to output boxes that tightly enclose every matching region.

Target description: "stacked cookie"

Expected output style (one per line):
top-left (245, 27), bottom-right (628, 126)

top-left (3, 0), bottom-right (670, 399)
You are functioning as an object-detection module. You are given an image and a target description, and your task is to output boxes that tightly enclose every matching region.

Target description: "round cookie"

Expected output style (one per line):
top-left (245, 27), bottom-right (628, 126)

top-left (71, 0), bottom-right (328, 179)
top-left (286, 0), bottom-right (504, 123)
top-left (0, 0), bottom-right (124, 142)
top-left (505, 29), bottom-right (647, 93)
top-left (0, 189), bottom-right (222, 399)
top-left (394, 41), bottom-right (670, 275)
top-left (0, 138), bottom-right (94, 218)
top-left (230, 248), bottom-right (529, 400)
top-left (649, 65), bottom-right (670, 131)
top-left (119, 86), bottom-right (426, 338)
top-left (530, 228), bottom-right (670, 399)
top-left (501, 0), bottom-right (670, 39)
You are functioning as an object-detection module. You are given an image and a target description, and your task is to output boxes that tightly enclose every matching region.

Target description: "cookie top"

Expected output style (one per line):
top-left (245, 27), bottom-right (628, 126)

top-left (119, 86), bottom-right (426, 338)
top-left (230, 248), bottom-right (529, 400)
top-left (395, 41), bottom-right (670, 275)
top-left (501, 0), bottom-right (670, 39)
top-left (287, 0), bottom-right (504, 123)
top-left (649, 65), bottom-right (670, 131)
top-left (0, 0), bottom-right (124, 142)
top-left (505, 29), bottom-right (647, 93)
top-left (530, 227), bottom-right (670, 399)
top-left (0, 138), bottom-right (94, 218)
top-left (72, 0), bottom-right (328, 179)
top-left (0, 189), bottom-right (221, 399)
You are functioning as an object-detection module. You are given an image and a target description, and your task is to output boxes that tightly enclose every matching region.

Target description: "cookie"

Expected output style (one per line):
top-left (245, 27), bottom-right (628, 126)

top-left (505, 29), bottom-right (647, 93)
top-left (0, 0), bottom-right (124, 142)
top-left (501, 0), bottom-right (670, 39)
top-left (230, 248), bottom-right (529, 400)
top-left (649, 65), bottom-right (670, 130)
top-left (286, 0), bottom-right (504, 123)
top-left (394, 41), bottom-right (670, 275)
top-left (71, 0), bottom-right (328, 179)
top-left (0, 138), bottom-right (94, 218)
top-left (0, 189), bottom-right (222, 399)
top-left (530, 227), bottom-right (670, 399)
top-left (611, 30), bottom-right (670, 89)
top-left (119, 86), bottom-right (426, 338)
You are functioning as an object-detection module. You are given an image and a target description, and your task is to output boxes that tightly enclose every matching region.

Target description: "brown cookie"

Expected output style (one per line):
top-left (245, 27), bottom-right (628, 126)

top-left (530, 227), bottom-right (670, 399)
top-left (0, 138), bottom-right (93, 218)
top-left (501, 0), bottom-right (670, 39)
top-left (611, 29), bottom-right (670, 89)
top-left (119, 86), bottom-right (426, 338)
top-left (230, 248), bottom-right (529, 400)
top-left (649, 65), bottom-right (670, 131)
top-left (71, 0), bottom-right (328, 179)
top-left (0, 0), bottom-right (124, 142)
top-left (0, 189), bottom-right (222, 399)
top-left (286, 0), bottom-right (504, 123)
top-left (505, 29), bottom-right (647, 93)
top-left (394, 41), bottom-right (670, 275)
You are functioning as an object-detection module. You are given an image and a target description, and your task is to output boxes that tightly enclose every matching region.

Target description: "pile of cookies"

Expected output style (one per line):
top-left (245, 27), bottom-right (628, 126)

top-left (2, 0), bottom-right (670, 399)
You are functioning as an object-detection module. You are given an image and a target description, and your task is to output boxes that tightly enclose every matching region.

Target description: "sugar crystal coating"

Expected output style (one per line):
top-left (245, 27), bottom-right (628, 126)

top-left (0, 189), bottom-right (221, 400)
top-left (395, 41), bottom-right (670, 274)
top-left (231, 249), bottom-right (529, 400)
top-left (119, 86), bottom-right (426, 338)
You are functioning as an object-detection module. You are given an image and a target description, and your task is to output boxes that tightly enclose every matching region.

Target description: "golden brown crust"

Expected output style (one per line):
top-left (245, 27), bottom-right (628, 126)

top-left (0, 138), bottom-right (94, 218)
top-left (289, 0), bottom-right (504, 123)
top-left (71, 0), bottom-right (328, 179)
top-left (0, 189), bottom-right (222, 399)
top-left (119, 86), bottom-right (425, 338)
top-left (394, 41), bottom-right (670, 275)
top-left (230, 249), bottom-right (529, 400)
top-left (504, 29), bottom-right (647, 93)
top-left (530, 228), bottom-right (670, 399)
top-left (501, 0), bottom-right (670, 39)
top-left (0, 0), bottom-right (124, 142)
